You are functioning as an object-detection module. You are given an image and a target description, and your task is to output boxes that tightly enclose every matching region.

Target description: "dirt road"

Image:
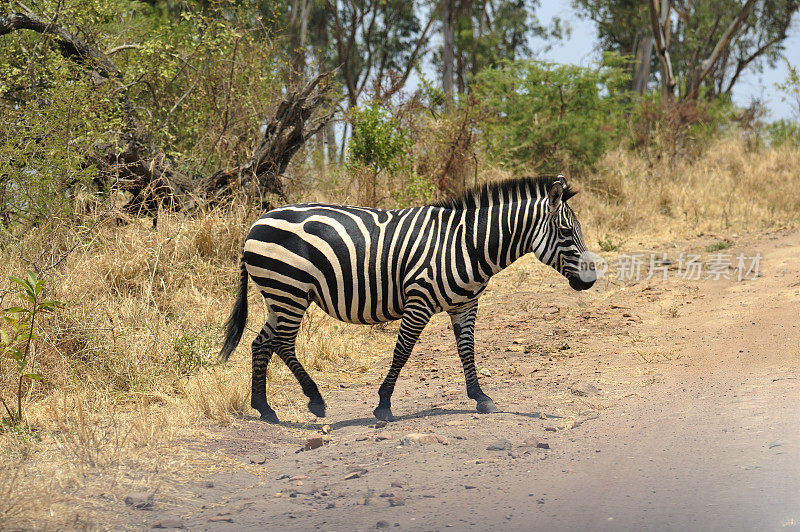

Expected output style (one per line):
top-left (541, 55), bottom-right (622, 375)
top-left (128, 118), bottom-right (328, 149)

top-left (130, 228), bottom-right (800, 531)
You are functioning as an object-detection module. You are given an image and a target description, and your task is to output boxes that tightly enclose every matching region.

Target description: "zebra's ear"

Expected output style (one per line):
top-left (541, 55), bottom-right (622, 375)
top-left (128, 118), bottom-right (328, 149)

top-left (548, 180), bottom-right (564, 212)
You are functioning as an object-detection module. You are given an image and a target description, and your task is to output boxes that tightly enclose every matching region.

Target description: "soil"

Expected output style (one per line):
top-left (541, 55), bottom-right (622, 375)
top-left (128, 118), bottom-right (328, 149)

top-left (126, 228), bottom-right (800, 531)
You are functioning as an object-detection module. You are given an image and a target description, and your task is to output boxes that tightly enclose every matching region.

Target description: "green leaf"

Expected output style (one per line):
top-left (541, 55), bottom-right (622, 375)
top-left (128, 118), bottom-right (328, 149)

top-left (8, 276), bottom-right (27, 290)
top-left (3, 307), bottom-right (27, 314)
top-left (38, 299), bottom-right (64, 312)
top-left (22, 372), bottom-right (48, 384)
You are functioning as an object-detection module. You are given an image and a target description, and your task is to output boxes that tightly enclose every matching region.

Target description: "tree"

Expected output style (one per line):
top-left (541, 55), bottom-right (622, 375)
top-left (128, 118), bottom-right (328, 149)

top-left (650, 0), bottom-right (762, 102)
top-left (0, 6), bottom-right (334, 220)
top-left (576, 0), bottom-right (799, 102)
top-left (442, 0), bottom-right (455, 103)
top-left (347, 102), bottom-right (411, 206)
top-left (326, 0), bottom-right (435, 109)
top-left (435, 0), bottom-right (566, 95)
top-left (572, 1), bottom-right (653, 93)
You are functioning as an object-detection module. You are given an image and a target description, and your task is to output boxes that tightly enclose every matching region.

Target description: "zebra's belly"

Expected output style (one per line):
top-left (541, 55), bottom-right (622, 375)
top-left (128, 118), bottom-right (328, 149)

top-left (310, 292), bottom-right (404, 325)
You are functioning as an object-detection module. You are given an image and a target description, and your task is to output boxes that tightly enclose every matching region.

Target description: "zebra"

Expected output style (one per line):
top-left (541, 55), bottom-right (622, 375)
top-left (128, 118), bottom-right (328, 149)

top-left (219, 174), bottom-right (597, 423)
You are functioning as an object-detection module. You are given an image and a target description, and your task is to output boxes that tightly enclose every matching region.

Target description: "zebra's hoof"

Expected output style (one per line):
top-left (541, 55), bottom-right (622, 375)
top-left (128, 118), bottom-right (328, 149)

top-left (260, 411), bottom-right (280, 424)
top-left (476, 400), bottom-right (499, 414)
top-left (373, 407), bottom-right (395, 422)
top-left (308, 400), bottom-right (327, 418)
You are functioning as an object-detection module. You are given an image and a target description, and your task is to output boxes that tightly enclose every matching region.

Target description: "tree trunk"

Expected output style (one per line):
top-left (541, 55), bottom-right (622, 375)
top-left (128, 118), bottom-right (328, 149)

top-left (455, 0), bottom-right (472, 94)
top-left (325, 119), bottom-right (338, 164)
top-left (441, 0), bottom-right (455, 105)
top-left (632, 35), bottom-right (653, 94)
top-left (648, 0), bottom-right (676, 102)
top-left (197, 72), bottom-right (335, 204)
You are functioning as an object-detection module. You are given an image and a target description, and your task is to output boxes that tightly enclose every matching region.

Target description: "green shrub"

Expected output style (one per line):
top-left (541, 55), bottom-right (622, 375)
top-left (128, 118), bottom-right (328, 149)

top-left (391, 173), bottom-right (437, 208)
top-left (348, 102), bottom-right (411, 176)
top-left (347, 102), bottom-right (412, 206)
top-left (704, 239), bottom-right (734, 252)
top-left (472, 52), bottom-right (631, 175)
top-left (766, 119), bottom-right (800, 147)
top-left (627, 90), bottom-right (739, 159)
top-left (170, 331), bottom-right (216, 378)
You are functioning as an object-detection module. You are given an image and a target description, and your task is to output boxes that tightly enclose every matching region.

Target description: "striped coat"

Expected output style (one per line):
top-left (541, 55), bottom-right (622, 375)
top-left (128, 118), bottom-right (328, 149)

top-left (220, 175), bottom-right (596, 423)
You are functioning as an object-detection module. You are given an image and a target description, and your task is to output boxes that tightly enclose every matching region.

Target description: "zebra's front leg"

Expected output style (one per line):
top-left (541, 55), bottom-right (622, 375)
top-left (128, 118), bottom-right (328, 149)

top-left (448, 301), bottom-right (499, 414)
top-left (374, 302), bottom-right (433, 422)
top-left (251, 325), bottom-right (279, 423)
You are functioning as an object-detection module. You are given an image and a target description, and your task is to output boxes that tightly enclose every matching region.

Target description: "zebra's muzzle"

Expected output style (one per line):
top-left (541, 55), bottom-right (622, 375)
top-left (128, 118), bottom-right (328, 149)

top-left (568, 275), bottom-right (595, 291)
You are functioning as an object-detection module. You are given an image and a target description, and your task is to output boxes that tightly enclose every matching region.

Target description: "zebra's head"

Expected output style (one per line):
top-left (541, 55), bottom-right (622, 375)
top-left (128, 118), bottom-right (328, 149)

top-left (534, 175), bottom-right (597, 291)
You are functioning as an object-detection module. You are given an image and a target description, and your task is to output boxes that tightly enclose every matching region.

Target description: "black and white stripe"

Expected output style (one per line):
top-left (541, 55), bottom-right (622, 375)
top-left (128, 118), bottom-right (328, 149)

top-left (219, 175), bottom-right (596, 423)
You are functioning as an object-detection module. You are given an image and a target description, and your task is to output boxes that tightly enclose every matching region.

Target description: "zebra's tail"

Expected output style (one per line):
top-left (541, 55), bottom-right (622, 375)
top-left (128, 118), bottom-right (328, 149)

top-left (219, 257), bottom-right (249, 362)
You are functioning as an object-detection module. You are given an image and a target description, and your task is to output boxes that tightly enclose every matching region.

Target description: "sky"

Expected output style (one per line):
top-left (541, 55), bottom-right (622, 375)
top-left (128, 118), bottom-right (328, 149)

top-left (534, 3), bottom-right (800, 120)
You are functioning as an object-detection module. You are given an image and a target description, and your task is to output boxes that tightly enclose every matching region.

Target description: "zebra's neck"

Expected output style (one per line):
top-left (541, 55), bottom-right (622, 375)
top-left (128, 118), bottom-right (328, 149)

top-left (455, 188), bottom-right (548, 281)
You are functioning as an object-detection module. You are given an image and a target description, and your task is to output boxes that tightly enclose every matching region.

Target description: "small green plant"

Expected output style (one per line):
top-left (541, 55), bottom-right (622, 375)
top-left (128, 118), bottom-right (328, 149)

top-left (1, 271), bottom-right (62, 427)
top-left (598, 236), bottom-right (620, 252)
top-left (347, 101), bottom-right (412, 206)
top-left (766, 119), bottom-right (800, 147)
top-left (704, 239), bottom-right (734, 252)
top-left (391, 173), bottom-right (437, 208)
top-left (775, 59), bottom-right (800, 119)
top-left (171, 331), bottom-right (215, 377)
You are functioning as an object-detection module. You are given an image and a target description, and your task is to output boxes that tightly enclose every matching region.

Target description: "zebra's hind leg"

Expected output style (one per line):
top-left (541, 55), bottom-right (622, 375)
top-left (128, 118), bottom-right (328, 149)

top-left (272, 305), bottom-right (327, 418)
top-left (252, 332), bottom-right (279, 422)
top-left (252, 314), bottom-right (279, 423)
top-left (448, 302), bottom-right (499, 415)
top-left (374, 301), bottom-right (433, 422)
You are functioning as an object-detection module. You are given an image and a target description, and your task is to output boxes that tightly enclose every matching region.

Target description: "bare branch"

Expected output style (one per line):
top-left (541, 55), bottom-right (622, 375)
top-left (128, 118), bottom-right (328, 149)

top-left (648, 0), bottom-right (676, 100)
top-left (686, 0), bottom-right (757, 101)
top-left (106, 43), bottom-right (139, 55)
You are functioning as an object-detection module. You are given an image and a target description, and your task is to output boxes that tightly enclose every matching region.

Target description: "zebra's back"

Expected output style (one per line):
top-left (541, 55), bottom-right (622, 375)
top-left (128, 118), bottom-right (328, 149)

top-left (244, 202), bottom-right (437, 324)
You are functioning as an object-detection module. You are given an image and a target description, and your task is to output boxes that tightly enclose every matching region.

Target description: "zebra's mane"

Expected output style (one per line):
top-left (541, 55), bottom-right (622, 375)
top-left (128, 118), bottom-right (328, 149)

top-left (430, 175), bottom-right (577, 210)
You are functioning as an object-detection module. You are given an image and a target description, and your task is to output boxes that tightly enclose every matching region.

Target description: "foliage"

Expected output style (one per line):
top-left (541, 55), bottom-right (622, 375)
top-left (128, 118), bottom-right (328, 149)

top-left (765, 65), bottom-right (800, 146)
top-left (347, 101), bottom-right (412, 206)
top-left (573, 0), bottom-right (650, 57)
top-left (347, 102), bottom-right (411, 176)
top-left (1, 271), bottom-right (62, 428)
top-left (705, 239), bottom-right (735, 252)
top-left (597, 236), bottom-right (620, 252)
top-left (473, 53), bottom-right (631, 174)
top-left (628, 90), bottom-right (738, 157)
top-left (431, 0), bottom-right (569, 93)
top-left (114, 4), bottom-right (282, 171)
top-left (391, 173), bottom-right (437, 208)
top-left (0, 0), bottom-right (284, 229)
top-left (323, 0), bottom-right (429, 106)
top-left (170, 331), bottom-right (216, 378)
top-left (776, 60), bottom-right (800, 118)
top-left (766, 119), bottom-right (800, 147)
top-left (0, 38), bottom-right (121, 228)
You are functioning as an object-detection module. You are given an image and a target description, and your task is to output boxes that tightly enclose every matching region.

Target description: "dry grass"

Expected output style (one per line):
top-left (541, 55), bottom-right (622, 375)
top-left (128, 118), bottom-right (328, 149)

top-left (576, 137), bottom-right (800, 247)
top-left (1, 135), bottom-right (799, 528)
